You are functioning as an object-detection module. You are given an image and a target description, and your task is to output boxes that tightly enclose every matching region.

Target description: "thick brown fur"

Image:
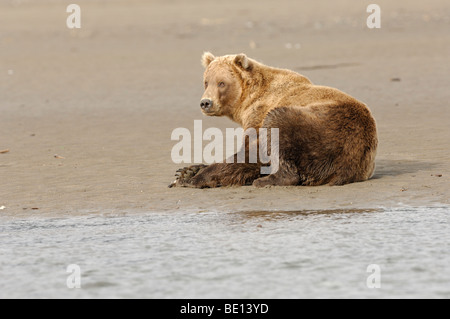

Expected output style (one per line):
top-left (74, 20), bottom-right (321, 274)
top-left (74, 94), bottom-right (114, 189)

top-left (172, 52), bottom-right (378, 188)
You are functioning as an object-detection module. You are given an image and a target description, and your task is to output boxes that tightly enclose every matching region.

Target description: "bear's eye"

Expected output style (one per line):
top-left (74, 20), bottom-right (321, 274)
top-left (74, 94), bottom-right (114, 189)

top-left (218, 82), bottom-right (225, 88)
top-left (204, 81), bottom-right (208, 88)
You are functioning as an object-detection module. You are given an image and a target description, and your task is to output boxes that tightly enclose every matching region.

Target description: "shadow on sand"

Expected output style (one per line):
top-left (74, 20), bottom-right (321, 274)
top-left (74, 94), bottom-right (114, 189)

top-left (372, 159), bottom-right (437, 180)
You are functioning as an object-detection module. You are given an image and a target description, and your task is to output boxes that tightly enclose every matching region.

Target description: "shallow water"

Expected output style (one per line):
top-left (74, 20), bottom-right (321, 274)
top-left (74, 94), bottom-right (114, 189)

top-left (0, 206), bottom-right (449, 299)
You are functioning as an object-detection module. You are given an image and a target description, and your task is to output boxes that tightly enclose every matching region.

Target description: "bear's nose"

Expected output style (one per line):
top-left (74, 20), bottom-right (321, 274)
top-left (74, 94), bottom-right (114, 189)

top-left (200, 99), bottom-right (213, 111)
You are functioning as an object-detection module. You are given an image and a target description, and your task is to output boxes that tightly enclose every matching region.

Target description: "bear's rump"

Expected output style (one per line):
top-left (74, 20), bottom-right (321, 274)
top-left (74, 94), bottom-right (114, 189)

top-left (262, 104), bottom-right (376, 185)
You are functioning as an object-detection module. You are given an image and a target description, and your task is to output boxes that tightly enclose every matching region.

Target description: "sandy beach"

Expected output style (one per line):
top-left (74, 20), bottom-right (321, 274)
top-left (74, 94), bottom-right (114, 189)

top-left (1, 0), bottom-right (449, 217)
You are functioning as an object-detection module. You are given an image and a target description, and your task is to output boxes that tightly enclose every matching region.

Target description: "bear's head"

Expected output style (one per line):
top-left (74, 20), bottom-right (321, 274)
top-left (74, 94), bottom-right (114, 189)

top-left (200, 52), bottom-right (254, 119)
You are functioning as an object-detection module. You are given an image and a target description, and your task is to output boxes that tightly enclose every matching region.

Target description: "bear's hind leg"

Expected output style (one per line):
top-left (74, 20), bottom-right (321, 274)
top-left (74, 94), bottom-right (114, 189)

top-left (173, 163), bottom-right (261, 188)
top-left (195, 163), bottom-right (261, 188)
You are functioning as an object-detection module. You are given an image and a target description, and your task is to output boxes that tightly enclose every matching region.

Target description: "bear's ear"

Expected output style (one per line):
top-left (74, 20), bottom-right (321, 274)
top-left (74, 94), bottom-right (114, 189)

top-left (201, 52), bottom-right (215, 68)
top-left (234, 53), bottom-right (252, 71)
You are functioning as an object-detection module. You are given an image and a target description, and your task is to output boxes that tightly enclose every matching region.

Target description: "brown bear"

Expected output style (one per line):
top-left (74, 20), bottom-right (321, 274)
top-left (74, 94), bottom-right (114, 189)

top-left (170, 52), bottom-right (378, 188)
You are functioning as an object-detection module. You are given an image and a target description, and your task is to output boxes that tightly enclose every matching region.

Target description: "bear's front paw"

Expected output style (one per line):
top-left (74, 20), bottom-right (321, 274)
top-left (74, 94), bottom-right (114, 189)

top-left (252, 176), bottom-right (273, 188)
top-left (168, 164), bottom-right (208, 188)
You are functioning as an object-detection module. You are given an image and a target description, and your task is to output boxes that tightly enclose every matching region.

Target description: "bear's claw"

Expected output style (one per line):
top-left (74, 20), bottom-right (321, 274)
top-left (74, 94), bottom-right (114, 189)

top-left (168, 164), bottom-right (208, 188)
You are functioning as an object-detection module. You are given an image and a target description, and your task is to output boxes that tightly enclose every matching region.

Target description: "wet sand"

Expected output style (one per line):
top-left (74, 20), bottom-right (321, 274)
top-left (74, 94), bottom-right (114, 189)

top-left (1, 0), bottom-right (449, 217)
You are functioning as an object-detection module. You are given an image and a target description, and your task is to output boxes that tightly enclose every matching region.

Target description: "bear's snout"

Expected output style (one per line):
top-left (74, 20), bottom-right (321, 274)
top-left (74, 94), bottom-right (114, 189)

top-left (200, 98), bottom-right (213, 112)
